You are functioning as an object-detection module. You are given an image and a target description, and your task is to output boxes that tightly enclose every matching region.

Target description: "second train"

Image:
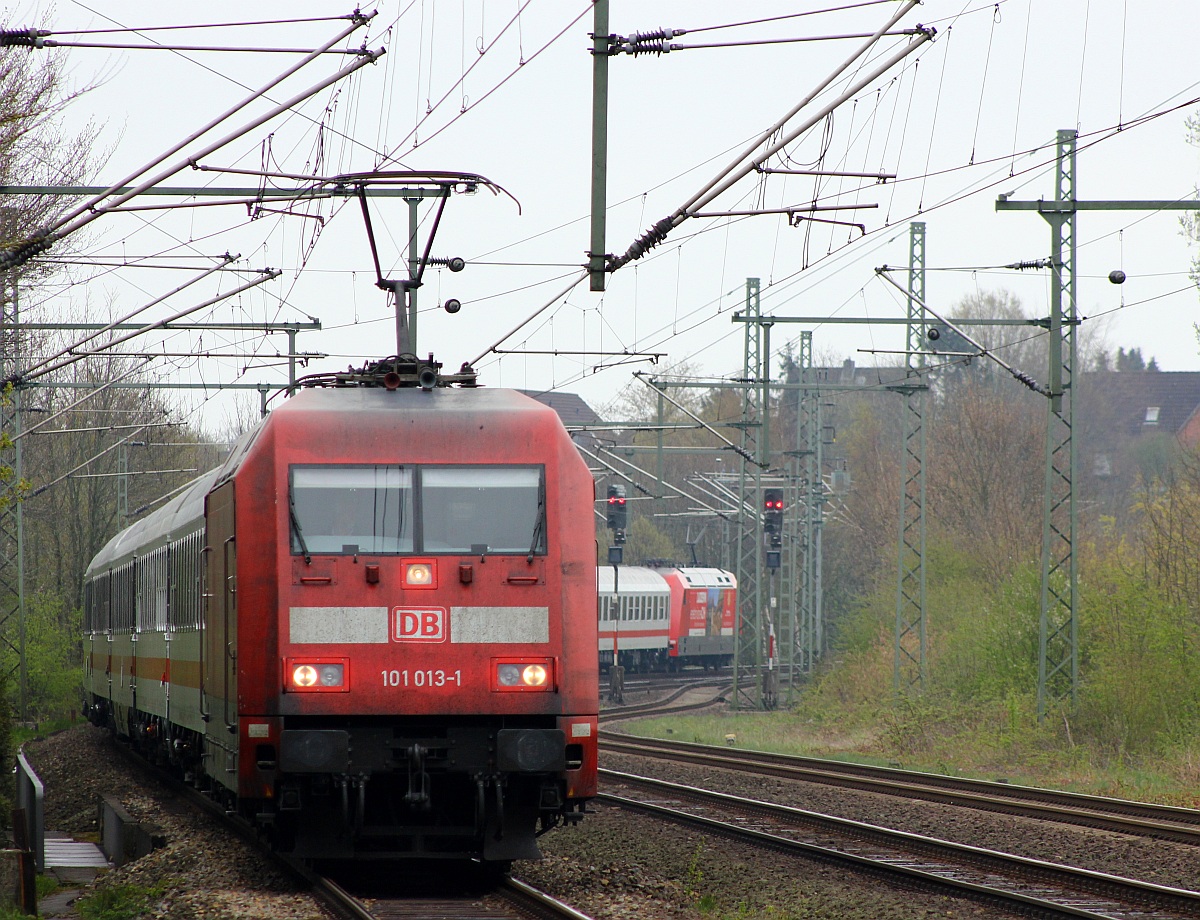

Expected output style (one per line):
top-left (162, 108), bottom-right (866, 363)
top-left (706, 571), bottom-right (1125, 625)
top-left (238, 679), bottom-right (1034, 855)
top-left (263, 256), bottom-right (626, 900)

top-left (597, 565), bottom-right (737, 672)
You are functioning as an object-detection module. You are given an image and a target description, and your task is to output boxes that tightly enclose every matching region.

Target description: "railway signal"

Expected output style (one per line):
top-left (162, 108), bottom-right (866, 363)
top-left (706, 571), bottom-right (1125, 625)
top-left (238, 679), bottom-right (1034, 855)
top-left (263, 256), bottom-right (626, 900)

top-left (606, 484), bottom-right (627, 564)
top-left (763, 488), bottom-right (783, 535)
top-left (763, 488), bottom-right (783, 569)
top-left (606, 484), bottom-right (627, 535)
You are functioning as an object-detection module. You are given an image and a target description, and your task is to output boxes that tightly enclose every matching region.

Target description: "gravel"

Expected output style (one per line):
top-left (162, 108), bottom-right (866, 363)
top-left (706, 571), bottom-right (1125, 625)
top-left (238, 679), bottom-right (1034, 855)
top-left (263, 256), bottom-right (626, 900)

top-left (593, 749), bottom-right (1200, 894)
top-left (21, 720), bottom-right (1200, 919)
top-left (522, 803), bottom-right (1005, 919)
top-left (23, 725), bottom-right (329, 920)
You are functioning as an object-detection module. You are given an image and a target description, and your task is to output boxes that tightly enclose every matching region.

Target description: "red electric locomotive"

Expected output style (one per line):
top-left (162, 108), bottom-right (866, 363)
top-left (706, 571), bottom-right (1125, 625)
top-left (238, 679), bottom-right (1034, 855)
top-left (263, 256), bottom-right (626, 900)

top-left (660, 567), bottom-right (737, 666)
top-left (82, 357), bottom-right (599, 864)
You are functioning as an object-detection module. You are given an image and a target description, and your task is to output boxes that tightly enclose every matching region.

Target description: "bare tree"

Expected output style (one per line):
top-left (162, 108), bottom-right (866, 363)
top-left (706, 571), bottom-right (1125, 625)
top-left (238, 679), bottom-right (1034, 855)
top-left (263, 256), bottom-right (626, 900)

top-left (19, 350), bottom-right (216, 610)
top-left (0, 43), bottom-right (104, 273)
top-left (928, 379), bottom-right (1045, 577)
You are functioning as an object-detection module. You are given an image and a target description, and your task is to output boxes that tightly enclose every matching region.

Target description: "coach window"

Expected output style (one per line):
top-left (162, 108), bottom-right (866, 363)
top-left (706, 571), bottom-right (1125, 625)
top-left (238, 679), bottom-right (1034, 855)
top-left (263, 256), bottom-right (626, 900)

top-left (290, 466), bottom-right (414, 555)
top-left (420, 466), bottom-right (543, 554)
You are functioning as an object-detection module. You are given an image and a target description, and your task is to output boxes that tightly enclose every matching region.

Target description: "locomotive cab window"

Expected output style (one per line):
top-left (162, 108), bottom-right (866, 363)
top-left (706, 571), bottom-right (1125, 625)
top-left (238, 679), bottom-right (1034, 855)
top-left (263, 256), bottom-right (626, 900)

top-left (421, 466), bottom-right (544, 554)
top-left (289, 464), bottom-right (544, 556)
top-left (290, 466), bottom-right (414, 555)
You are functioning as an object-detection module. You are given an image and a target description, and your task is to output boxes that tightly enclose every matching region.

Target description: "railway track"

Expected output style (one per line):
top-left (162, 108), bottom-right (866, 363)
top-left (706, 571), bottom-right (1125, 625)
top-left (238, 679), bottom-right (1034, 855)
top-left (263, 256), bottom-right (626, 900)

top-left (112, 738), bottom-right (597, 920)
top-left (600, 678), bottom-right (730, 720)
top-left (602, 768), bottom-right (1200, 920)
top-left (314, 873), bottom-right (597, 920)
top-left (600, 732), bottom-right (1200, 845)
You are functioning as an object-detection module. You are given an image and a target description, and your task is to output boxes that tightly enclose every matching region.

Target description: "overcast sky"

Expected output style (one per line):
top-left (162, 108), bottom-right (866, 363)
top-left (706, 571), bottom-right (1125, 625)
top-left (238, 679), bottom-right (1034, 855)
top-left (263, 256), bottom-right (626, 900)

top-left (15, 0), bottom-right (1200, 426)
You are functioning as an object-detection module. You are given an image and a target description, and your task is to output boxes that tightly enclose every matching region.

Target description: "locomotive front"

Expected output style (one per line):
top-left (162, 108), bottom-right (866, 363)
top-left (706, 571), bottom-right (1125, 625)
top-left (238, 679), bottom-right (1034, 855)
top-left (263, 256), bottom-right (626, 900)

top-left (215, 366), bottom-right (598, 862)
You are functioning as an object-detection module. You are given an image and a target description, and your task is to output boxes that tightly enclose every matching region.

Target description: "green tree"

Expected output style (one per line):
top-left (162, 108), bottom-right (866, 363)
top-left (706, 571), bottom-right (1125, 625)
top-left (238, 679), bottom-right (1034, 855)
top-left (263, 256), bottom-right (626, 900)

top-left (0, 384), bottom-right (31, 515)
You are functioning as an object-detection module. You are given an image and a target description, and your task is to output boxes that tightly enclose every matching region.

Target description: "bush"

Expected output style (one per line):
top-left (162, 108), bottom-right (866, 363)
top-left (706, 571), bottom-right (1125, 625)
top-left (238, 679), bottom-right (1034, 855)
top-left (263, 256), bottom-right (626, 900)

top-left (1075, 572), bottom-right (1200, 753)
top-left (0, 592), bottom-right (82, 724)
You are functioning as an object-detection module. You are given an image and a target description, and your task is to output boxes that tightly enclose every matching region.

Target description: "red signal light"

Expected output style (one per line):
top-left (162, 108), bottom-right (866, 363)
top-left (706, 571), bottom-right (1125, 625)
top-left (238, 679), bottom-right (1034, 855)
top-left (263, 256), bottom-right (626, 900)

top-left (606, 484), bottom-right (628, 532)
top-left (763, 488), bottom-right (784, 535)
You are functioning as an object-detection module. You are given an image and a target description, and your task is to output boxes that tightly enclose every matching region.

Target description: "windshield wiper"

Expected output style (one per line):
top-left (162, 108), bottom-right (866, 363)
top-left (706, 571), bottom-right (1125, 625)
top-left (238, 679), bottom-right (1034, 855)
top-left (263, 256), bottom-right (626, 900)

top-left (289, 500), bottom-right (311, 565)
top-left (527, 482), bottom-right (545, 563)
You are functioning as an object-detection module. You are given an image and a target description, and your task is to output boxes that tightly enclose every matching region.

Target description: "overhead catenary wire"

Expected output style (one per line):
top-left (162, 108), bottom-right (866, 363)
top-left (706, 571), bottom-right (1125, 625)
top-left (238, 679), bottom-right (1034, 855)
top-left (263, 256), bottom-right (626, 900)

top-left (874, 265), bottom-right (1049, 396)
top-left (576, 441), bottom-right (741, 522)
top-left (10, 360), bottom-right (157, 443)
top-left (0, 14), bottom-right (381, 271)
top-left (513, 84), bottom-right (1199, 404)
top-left (25, 0), bottom-right (1190, 422)
top-left (632, 372), bottom-right (758, 466)
top-left (382, 2), bottom-right (590, 161)
top-left (17, 254), bottom-right (240, 381)
top-left (969, 4), bottom-right (1001, 165)
top-left (469, 272), bottom-right (588, 367)
top-left (29, 425), bottom-right (154, 497)
top-left (27, 15), bottom-right (362, 36)
top-left (608, 3), bottom-right (933, 272)
top-left (14, 269), bottom-right (282, 384)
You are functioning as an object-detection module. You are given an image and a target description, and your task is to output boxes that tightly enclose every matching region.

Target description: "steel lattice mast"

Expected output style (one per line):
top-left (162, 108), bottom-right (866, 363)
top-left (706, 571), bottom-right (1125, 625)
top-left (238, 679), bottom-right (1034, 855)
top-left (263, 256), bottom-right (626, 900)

top-left (732, 278), bottom-right (766, 709)
top-left (996, 129), bottom-right (1200, 718)
top-left (894, 221), bottom-right (928, 695)
top-left (798, 332), bottom-right (824, 678)
top-left (0, 273), bottom-right (28, 720)
top-left (1036, 131), bottom-right (1080, 717)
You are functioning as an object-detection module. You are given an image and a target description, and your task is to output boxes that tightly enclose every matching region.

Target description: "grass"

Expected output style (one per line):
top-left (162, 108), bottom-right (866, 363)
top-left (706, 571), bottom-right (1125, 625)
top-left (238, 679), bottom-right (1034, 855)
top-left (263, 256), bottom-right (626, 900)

top-left (76, 882), bottom-right (167, 920)
top-left (12, 714), bottom-right (84, 748)
top-left (36, 873), bottom-right (60, 900)
top-left (0, 874), bottom-right (62, 920)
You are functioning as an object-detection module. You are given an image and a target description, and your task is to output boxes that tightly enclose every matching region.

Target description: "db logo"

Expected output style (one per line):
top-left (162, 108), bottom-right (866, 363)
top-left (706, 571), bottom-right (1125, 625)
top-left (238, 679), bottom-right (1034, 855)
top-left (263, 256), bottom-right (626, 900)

top-left (393, 607), bottom-right (446, 642)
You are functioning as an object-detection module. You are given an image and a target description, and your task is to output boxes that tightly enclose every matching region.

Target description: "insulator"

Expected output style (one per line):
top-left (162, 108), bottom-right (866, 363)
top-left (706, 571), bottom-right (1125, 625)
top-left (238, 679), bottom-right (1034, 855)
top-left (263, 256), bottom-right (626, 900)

top-left (625, 40), bottom-right (670, 56)
top-left (612, 217), bottom-right (675, 271)
top-left (622, 27), bottom-right (682, 56)
top-left (633, 28), bottom-right (674, 43)
top-left (0, 29), bottom-right (47, 47)
top-left (1012, 371), bottom-right (1043, 394)
top-left (1007, 259), bottom-right (1050, 271)
top-left (627, 216), bottom-right (674, 258)
top-left (0, 232), bottom-right (53, 270)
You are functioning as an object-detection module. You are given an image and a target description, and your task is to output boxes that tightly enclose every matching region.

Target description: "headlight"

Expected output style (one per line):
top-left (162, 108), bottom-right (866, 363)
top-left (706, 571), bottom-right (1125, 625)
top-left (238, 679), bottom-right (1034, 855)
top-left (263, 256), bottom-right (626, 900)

top-left (286, 659), bottom-right (348, 692)
top-left (494, 659), bottom-right (554, 691)
top-left (522, 664), bottom-right (548, 686)
top-left (404, 561), bottom-right (435, 587)
top-left (316, 664), bottom-right (344, 686)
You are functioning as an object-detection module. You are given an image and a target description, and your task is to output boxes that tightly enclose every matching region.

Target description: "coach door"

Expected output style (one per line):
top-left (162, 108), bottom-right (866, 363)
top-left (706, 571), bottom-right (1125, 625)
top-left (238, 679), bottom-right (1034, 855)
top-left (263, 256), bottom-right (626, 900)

top-left (204, 480), bottom-right (238, 789)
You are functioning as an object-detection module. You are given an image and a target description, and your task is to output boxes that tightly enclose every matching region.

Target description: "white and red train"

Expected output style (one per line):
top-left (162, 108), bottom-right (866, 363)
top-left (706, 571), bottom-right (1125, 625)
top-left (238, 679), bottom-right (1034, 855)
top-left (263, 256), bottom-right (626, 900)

top-left (597, 565), bottom-right (737, 671)
top-left (82, 357), bottom-right (599, 864)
